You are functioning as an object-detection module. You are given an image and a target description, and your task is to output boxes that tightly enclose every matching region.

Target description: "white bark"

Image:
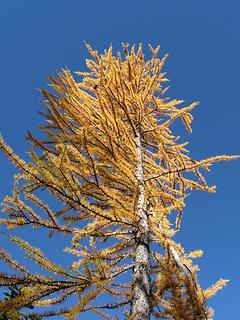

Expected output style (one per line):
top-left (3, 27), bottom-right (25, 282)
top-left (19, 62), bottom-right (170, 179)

top-left (131, 130), bottom-right (205, 319)
top-left (131, 129), bottom-right (151, 320)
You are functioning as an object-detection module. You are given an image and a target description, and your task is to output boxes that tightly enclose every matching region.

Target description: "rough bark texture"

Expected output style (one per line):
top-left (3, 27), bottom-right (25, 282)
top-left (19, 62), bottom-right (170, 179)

top-left (131, 128), bottom-right (151, 320)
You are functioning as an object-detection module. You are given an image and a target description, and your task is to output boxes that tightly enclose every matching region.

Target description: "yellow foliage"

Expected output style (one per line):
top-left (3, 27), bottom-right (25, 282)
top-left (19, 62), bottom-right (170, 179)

top-left (188, 250), bottom-right (204, 259)
top-left (204, 279), bottom-right (229, 299)
top-left (0, 43), bottom-right (238, 319)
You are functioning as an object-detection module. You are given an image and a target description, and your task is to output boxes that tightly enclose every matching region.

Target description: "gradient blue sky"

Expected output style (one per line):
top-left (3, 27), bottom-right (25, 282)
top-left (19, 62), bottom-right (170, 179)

top-left (0, 1), bottom-right (240, 319)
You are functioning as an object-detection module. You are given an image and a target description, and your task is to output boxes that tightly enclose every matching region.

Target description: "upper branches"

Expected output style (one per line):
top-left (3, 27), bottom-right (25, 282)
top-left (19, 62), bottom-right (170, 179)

top-left (0, 43), bottom-right (238, 319)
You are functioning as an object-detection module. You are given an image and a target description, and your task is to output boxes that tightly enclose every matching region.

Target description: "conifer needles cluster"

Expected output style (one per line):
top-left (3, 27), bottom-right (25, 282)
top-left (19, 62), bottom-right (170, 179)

top-left (0, 44), bottom-right (238, 319)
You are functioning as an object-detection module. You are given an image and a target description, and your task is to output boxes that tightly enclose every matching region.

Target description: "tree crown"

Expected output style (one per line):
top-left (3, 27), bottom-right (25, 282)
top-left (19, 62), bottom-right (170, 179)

top-left (0, 43), bottom-right (238, 319)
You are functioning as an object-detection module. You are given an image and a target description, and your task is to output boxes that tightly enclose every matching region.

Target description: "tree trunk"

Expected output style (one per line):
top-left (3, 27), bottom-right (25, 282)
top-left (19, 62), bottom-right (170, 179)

top-left (131, 128), bottom-right (151, 320)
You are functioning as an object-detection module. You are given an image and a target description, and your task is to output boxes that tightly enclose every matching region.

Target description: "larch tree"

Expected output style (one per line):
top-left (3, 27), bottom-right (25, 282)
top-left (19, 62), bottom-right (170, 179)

top-left (0, 44), bottom-right (238, 320)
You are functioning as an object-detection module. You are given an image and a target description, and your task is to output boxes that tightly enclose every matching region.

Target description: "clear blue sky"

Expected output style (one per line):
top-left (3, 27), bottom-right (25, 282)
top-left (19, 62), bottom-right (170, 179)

top-left (0, 1), bottom-right (240, 319)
